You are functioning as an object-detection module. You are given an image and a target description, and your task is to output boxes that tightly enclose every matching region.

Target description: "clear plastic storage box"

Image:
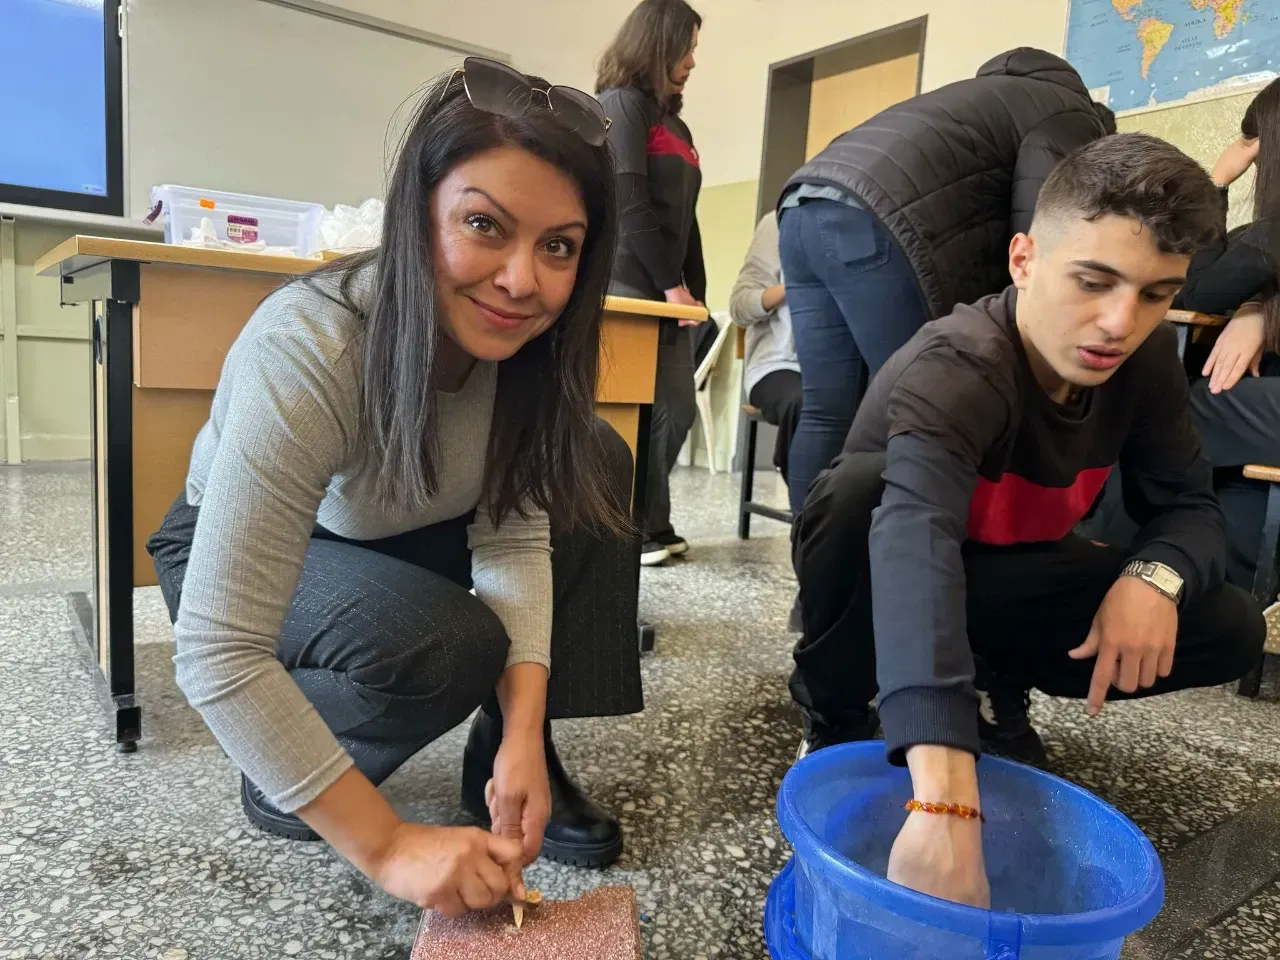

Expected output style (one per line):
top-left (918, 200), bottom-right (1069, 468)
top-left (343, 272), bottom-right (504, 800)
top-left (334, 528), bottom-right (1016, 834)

top-left (148, 184), bottom-right (325, 256)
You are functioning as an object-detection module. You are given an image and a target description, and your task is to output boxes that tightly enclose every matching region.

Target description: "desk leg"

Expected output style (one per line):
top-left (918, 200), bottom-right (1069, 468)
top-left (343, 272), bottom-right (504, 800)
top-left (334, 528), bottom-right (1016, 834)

top-left (73, 298), bottom-right (140, 752)
top-left (632, 403), bottom-right (657, 654)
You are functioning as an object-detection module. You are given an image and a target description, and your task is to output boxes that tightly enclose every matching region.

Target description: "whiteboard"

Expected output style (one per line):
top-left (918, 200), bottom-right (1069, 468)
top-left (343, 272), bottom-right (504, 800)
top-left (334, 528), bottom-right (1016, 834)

top-left (124, 0), bottom-right (475, 216)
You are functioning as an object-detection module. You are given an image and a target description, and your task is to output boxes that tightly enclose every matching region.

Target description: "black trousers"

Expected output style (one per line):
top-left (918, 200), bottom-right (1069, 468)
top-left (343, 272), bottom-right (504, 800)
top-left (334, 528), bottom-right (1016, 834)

top-left (1190, 365), bottom-right (1280, 590)
top-left (790, 452), bottom-right (1264, 720)
top-left (748, 369), bottom-right (803, 483)
top-left (609, 282), bottom-right (696, 540)
top-left (148, 422), bottom-right (644, 788)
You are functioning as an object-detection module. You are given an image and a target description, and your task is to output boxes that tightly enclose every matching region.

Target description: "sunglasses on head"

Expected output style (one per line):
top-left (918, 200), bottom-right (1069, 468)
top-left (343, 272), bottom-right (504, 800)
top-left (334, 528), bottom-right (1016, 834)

top-left (445, 57), bottom-right (612, 147)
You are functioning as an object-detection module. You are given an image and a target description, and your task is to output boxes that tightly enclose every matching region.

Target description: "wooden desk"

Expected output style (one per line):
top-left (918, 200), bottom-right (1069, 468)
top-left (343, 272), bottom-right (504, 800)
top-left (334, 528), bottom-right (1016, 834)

top-left (732, 310), bottom-right (1224, 366)
top-left (37, 235), bottom-right (706, 751)
top-left (1166, 309), bottom-right (1227, 358)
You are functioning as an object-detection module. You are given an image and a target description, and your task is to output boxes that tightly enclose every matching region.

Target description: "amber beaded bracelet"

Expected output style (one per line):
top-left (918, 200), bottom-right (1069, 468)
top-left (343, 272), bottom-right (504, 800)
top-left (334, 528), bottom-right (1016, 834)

top-left (904, 799), bottom-right (986, 822)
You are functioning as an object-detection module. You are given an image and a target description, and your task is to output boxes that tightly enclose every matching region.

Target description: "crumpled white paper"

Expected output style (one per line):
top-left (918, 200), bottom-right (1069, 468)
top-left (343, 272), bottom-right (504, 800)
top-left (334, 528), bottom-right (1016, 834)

top-left (316, 198), bottom-right (384, 253)
top-left (181, 217), bottom-right (299, 258)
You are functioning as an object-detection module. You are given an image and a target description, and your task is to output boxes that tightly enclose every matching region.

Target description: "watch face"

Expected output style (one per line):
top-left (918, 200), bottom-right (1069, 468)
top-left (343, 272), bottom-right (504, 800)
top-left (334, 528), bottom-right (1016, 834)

top-left (1149, 565), bottom-right (1183, 594)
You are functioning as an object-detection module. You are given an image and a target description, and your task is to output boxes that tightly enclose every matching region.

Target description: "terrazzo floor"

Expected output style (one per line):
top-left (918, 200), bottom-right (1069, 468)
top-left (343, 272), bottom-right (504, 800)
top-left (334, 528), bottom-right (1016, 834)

top-left (3, 462), bottom-right (1280, 958)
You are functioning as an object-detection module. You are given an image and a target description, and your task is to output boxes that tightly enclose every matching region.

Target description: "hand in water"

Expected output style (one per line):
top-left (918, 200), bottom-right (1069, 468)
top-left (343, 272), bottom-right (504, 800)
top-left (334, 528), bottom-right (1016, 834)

top-left (893, 745), bottom-right (989, 907)
top-left (887, 812), bottom-right (991, 908)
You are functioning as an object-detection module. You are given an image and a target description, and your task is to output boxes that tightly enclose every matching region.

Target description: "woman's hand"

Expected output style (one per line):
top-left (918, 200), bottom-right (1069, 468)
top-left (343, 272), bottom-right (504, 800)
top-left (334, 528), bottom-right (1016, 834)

top-left (299, 767), bottom-right (522, 913)
top-left (665, 285), bottom-right (708, 326)
top-left (1211, 136), bottom-right (1260, 187)
top-left (486, 727), bottom-right (551, 868)
top-left (1203, 303), bottom-right (1265, 394)
top-left (664, 285), bottom-right (699, 307)
top-left (370, 822), bottom-right (524, 916)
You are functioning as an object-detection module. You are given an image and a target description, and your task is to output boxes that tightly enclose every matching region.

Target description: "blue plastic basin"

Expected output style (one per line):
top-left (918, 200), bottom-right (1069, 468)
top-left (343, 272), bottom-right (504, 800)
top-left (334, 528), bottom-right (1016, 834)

top-left (765, 742), bottom-right (1163, 960)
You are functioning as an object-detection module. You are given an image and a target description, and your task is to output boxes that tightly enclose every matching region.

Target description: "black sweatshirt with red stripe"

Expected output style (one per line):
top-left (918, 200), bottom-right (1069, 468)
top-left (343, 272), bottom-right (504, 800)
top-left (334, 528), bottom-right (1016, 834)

top-left (843, 285), bottom-right (1226, 763)
top-left (598, 86), bottom-right (706, 301)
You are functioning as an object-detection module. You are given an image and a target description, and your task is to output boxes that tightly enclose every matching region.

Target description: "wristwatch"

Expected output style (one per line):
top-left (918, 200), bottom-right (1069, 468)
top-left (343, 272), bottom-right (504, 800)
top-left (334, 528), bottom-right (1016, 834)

top-left (1120, 560), bottom-right (1185, 605)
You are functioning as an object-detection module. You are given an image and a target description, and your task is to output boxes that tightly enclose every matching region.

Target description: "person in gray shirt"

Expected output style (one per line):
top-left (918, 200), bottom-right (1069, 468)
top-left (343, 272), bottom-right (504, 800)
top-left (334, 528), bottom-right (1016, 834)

top-left (730, 211), bottom-right (802, 480)
top-left (145, 59), bottom-right (642, 914)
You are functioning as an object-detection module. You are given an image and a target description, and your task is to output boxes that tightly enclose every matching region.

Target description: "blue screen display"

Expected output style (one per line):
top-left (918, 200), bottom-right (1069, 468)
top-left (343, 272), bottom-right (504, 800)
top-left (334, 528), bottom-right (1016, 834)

top-left (0, 0), bottom-right (109, 197)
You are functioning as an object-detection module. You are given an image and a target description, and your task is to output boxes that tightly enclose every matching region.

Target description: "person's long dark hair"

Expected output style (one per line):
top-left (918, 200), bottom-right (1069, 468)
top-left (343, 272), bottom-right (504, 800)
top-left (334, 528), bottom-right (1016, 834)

top-left (1241, 78), bottom-right (1280, 351)
top-left (595, 0), bottom-right (701, 114)
top-left (305, 68), bottom-right (628, 535)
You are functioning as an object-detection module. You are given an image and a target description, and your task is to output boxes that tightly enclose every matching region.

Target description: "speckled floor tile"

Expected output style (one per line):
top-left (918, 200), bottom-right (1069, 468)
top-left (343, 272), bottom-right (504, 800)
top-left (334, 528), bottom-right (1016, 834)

top-left (0, 463), bottom-right (93, 590)
top-left (1168, 880), bottom-right (1280, 958)
top-left (4, 463), bottom-right (1280, 959)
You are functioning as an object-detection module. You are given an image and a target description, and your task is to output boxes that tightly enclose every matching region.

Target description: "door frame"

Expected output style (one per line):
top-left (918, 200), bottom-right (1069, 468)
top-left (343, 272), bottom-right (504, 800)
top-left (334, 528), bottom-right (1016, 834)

top-left (755, 16), bottom-right (928, 221)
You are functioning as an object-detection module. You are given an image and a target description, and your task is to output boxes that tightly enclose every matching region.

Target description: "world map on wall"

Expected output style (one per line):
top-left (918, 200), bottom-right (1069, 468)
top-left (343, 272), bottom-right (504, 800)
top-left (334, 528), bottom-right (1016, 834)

top-left (1066, 0), bottom-right (1280, 112)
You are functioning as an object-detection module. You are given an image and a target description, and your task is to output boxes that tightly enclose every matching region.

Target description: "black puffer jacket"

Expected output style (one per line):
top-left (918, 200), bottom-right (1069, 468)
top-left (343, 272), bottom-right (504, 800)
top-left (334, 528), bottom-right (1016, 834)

top-left (781, 48), bottom-right (1109, 319)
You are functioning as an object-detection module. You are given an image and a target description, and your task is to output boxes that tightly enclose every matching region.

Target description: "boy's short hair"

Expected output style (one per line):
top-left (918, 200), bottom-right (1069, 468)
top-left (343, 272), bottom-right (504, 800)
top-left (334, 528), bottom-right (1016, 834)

top-left (1031, 132), bottom-right (1223, 255)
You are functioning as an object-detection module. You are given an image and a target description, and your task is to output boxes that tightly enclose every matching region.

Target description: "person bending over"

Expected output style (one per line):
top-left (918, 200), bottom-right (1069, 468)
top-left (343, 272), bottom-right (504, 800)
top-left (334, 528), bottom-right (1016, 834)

top-left (147, 59), bottom-right (643, 915)
top-left (777, 47), bottom-right (1113, 521)
top-left (790, 133), bottom-right (1264, 906)
top-left (730, 210), bottom-right (801, 481)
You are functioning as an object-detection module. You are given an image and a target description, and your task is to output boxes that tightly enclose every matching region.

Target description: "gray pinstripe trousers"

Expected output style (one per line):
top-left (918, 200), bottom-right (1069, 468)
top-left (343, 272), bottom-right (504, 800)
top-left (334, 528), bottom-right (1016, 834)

top-left (148, 422), bottom-right (644, 787)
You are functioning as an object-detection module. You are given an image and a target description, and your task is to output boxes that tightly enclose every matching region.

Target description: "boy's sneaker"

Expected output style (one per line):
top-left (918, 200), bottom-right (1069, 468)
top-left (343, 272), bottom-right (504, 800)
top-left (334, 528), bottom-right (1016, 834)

top-left (652, 531), bottom-right (689, 556)
top-left (640, 542), bottom-right (671, 566)
top-left (976, 679), bottom-right (1048, 767)
top-left (795, 705), bottom-right (881, 761)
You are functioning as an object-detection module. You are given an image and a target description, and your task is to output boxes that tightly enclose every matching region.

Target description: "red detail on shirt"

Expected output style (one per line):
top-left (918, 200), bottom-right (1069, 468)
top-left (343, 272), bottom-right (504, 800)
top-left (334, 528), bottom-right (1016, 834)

top-left (647, 125), bottom-right (700, 168)
top-left (967, 465), bottom-right (1112, 545)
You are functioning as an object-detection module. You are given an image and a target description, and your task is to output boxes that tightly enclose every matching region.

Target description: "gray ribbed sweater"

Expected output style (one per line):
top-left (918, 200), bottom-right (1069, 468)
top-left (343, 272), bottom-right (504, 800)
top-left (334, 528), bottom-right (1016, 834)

top-left (174, 277), bottom-right (551, 813)
top-left (728, 212), bottom-right (800, 396)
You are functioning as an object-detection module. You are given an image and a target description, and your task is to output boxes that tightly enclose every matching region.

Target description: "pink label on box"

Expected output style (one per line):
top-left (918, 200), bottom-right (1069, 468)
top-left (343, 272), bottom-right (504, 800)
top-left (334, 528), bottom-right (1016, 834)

top-left (226, 214), bottom-right (259, 244)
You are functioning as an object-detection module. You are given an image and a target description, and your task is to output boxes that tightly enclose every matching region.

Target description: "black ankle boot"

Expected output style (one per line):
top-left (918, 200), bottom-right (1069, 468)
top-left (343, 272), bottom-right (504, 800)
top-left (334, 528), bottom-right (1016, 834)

top-left (241, 775), bottom-right (321, 842)
top-left (461, 709), bottom-right (623, 868)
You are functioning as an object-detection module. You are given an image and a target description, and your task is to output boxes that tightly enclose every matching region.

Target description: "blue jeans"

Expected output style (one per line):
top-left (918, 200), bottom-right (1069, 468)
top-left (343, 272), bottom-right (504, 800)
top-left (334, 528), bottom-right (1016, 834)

top-left (778, 199), bottom-right (929, 517)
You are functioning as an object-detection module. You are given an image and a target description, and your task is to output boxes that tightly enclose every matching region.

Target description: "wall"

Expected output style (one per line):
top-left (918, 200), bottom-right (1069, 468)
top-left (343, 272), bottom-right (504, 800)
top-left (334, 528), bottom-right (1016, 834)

top-left (124, 0), bottom-right (467, 217)
top-left (7, 0), bottom-right (1224, 462)
top-left (9, 223), bottom-right (93, 460)
top-left (0, 218), bottom-right (158, 462)
top-left (805, 32), bottom-right (921, 161)
top-left (1116, 91), bottom-right (1257, 229)
top-left (325, 0), bottom-right (1075, 190)
top-left (686, 0), bottom-right (1074, 187)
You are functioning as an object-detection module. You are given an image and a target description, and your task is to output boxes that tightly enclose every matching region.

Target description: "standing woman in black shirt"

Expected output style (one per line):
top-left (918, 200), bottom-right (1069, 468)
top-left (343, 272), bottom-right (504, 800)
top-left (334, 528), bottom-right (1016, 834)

top-left (597, 0), bottom-right (706, 567)
top-left (1178, 77), bottom-right (1280, 590)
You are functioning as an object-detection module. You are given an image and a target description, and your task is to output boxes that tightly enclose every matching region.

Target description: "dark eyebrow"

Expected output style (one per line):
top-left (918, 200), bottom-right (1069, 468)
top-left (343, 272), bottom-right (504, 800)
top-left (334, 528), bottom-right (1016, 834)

top-left (1070, 259), bottom-right (1186, 287)
top-left (462, 186), bottom-right (515, 222)
top-left (462, 186), bottom-right (587, 234)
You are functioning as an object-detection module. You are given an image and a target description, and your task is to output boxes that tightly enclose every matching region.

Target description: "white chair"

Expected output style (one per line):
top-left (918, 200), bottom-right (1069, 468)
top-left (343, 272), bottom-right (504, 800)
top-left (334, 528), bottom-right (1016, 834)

top-left (688, 311), bottom-right (734, 474)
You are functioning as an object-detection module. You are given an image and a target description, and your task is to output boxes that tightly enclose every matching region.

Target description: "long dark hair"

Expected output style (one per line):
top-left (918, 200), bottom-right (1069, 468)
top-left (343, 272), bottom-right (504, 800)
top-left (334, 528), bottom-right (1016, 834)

top-left (596, 0), bottom-right (701, 114)
top-left (306, 68), bottom-right (628, 535)
top-left (1241, 78), bottom-right (1280, 351)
